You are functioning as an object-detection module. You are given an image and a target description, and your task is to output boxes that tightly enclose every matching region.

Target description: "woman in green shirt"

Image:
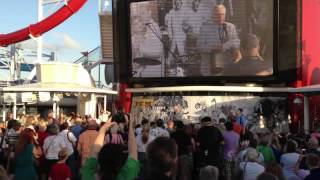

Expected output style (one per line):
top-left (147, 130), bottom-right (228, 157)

top-left (81, 115), bottom-right (140, 180)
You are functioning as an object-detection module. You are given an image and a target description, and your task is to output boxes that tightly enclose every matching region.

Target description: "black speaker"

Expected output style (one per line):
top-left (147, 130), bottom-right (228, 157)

top-left (112, 0), bottom-right (130, 83)
top-left (277, 0), bottom-right (299, 81)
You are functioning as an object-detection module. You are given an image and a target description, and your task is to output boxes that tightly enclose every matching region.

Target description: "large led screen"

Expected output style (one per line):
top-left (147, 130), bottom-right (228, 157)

top-left (130, 0), bottom-right (274, 77)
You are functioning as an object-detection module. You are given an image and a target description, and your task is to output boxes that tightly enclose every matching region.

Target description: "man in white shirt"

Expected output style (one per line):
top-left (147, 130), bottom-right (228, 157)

top-left (58, 122), bottom-right (77, 176)
top-left (43, 124), bottom-right (67, 174)
top-left (150, 119), bottom-right (170, 138)
top-left (58, 122), bottom-right (77, 156)
top-left (165, 0), bottom-right (186, 64)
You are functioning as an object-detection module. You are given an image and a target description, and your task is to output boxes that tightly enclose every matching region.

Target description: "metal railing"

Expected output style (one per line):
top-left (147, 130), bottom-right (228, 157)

top-left (74, 46), bottom-right (102, 65)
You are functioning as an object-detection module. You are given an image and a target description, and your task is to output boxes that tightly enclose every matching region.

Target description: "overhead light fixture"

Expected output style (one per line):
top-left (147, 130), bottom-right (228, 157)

top-left (288, 114), bottom-right (292, 124)
top-left (259, 115), bottom-right (265, 128)
top-left (293, 97), bottom-right (302, 105)
top-left (245, 83), bottom-right (257, 87)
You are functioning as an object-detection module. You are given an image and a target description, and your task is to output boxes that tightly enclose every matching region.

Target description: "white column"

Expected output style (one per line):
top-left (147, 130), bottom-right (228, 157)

top-left (13, 101), bottom-right (17, 120)
top-left (304, 96), bottom-right (310, 134)
top-left (57, 103), bottom-right (60, 119)
top-left (91, 94), bottom-right (96, 118)
top-left (2, 105), bottom-right (6, 122)
top-left (53, 101), bottom-right (57, 119)
top-left (104, 95), bottom-right (107, 112)
top-left (23, 103), bottom-right (26, 115)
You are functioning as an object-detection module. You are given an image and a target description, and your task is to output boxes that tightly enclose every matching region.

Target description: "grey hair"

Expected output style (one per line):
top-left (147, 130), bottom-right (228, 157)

top-left (199, 165), bottom-right (219, 180)
top-left (214, 4), bottom-right (226, 13)
top-left (245, 148), bottom-right (259, 162)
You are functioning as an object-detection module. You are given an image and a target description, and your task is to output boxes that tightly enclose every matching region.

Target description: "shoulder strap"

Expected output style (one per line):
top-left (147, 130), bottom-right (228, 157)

top-left (0, 133), bottom-right (5, 149)
top-left (45, 136), bottom-right (56, 154)
top-left (109, 133), bottom-right (112, 143)
top-left (243, 162), bottom-right (248, 180)
top-left (67, 131), bottom-right (72, 143)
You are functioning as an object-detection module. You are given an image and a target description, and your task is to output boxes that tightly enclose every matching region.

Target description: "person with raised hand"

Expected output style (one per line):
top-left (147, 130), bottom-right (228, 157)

top-left (81, 116), bottom-right (139, 180)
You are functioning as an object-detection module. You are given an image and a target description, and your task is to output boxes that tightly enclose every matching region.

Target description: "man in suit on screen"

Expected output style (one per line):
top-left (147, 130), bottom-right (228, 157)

top-left (197, 4), bottom-right (240, 76)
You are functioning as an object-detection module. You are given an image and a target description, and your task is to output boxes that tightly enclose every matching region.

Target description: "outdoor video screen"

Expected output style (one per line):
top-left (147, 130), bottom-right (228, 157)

top-left (130, 0), bottom-right (274, 78)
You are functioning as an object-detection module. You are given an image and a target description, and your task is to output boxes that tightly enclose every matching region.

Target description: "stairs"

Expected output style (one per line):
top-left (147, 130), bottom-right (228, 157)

top-left (99, 13), bottom-right (113, 63)
top-left (0, 81), bottom-right (9, 88)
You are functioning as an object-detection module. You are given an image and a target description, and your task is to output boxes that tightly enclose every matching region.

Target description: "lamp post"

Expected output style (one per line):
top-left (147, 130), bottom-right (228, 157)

top-left (304, 96), bottom-right (310, 134)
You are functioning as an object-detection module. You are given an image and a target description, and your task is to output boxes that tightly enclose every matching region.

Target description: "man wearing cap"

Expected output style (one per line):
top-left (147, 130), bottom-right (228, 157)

top-left (77, 120), bottom-right (98, 165)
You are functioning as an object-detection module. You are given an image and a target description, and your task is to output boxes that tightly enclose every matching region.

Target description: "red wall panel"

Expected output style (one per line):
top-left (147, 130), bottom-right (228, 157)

top-left (302, 0), bottom-right (320, 86)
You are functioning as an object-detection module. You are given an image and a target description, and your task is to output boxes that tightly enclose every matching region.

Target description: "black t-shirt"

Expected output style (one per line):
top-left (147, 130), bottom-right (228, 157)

top-left (171, 129), bottom-right (191, 156)
top-left (305, 168), bottom-right (320, 180)
top-left (7, 119), bottom-right (15, 130)
top-left (224, 56), bottom-right (272, 76)
top-left (197, 125), bottom-right (224, 166)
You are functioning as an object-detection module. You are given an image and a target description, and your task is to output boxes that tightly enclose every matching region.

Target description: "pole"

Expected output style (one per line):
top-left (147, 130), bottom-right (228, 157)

top-left (98, 64), bottom-right (101, 87)
top-left (304, 96), bottom-right (310, 134)
top-left (91, 94), bottom-right (96, 118)
top-left (23, 103), bottom-right (26, 115)
top-left (37, 0), bottom-right (44, 63)
top-left (13, 100), bottom-right (17, 120)
top-left (57, 103), bottom-right (60, 122)
top-left (53, 101), bottom-right (57, 119)
top-left (2, 105), bottom-right (5, 122)
top-left (104, 95), bottom-right (107, 112)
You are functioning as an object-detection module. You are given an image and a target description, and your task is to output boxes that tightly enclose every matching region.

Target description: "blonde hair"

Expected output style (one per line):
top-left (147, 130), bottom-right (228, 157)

top-left (141, 124), bottom-right (150, 144)
top-left (25, 116), bottom-right (36, 126)
top-left (58, 148), bottom-right (69, 161)
top-left (38, 120), bottom-right (47, 131)
top-left (74, 117), bottom-right (82, 125)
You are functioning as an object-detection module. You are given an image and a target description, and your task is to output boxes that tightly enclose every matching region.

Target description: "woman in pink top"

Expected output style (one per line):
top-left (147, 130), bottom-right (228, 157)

top-left (104, 123), bottom-right (124, 144)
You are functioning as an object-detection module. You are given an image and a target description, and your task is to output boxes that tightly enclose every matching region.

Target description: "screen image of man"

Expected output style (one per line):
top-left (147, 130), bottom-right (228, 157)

top-left (165, 0), bottom-right (186, 65)
top-left (225, 33), bottom-right (273, 76)
top-left (197, 4), bottom-right (240, 76)
top-left (183, 0), bottom-right (211, 52)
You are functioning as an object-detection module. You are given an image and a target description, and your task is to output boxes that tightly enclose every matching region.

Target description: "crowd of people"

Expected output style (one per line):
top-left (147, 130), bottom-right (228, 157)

top-left (0, 108), bottom-right (320, 180)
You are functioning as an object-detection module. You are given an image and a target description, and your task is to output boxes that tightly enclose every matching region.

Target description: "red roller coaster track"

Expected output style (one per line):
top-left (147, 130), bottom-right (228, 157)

top-left (0, 0), bottom-right (87, 47)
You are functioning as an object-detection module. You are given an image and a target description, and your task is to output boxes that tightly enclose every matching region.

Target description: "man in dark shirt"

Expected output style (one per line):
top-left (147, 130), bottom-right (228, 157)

top-left (224, 33), bottom-right (272, 76)
top-left (197, 117), bottom-right (224, 169)
top-left (136, 137), bottom-right (178, 180)
top-left (171, 121), bottom-right (192, 180)
top-left (6, 113), bottom-right (15, 130)
top-left (305, 153), bottom-right (320, 180)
